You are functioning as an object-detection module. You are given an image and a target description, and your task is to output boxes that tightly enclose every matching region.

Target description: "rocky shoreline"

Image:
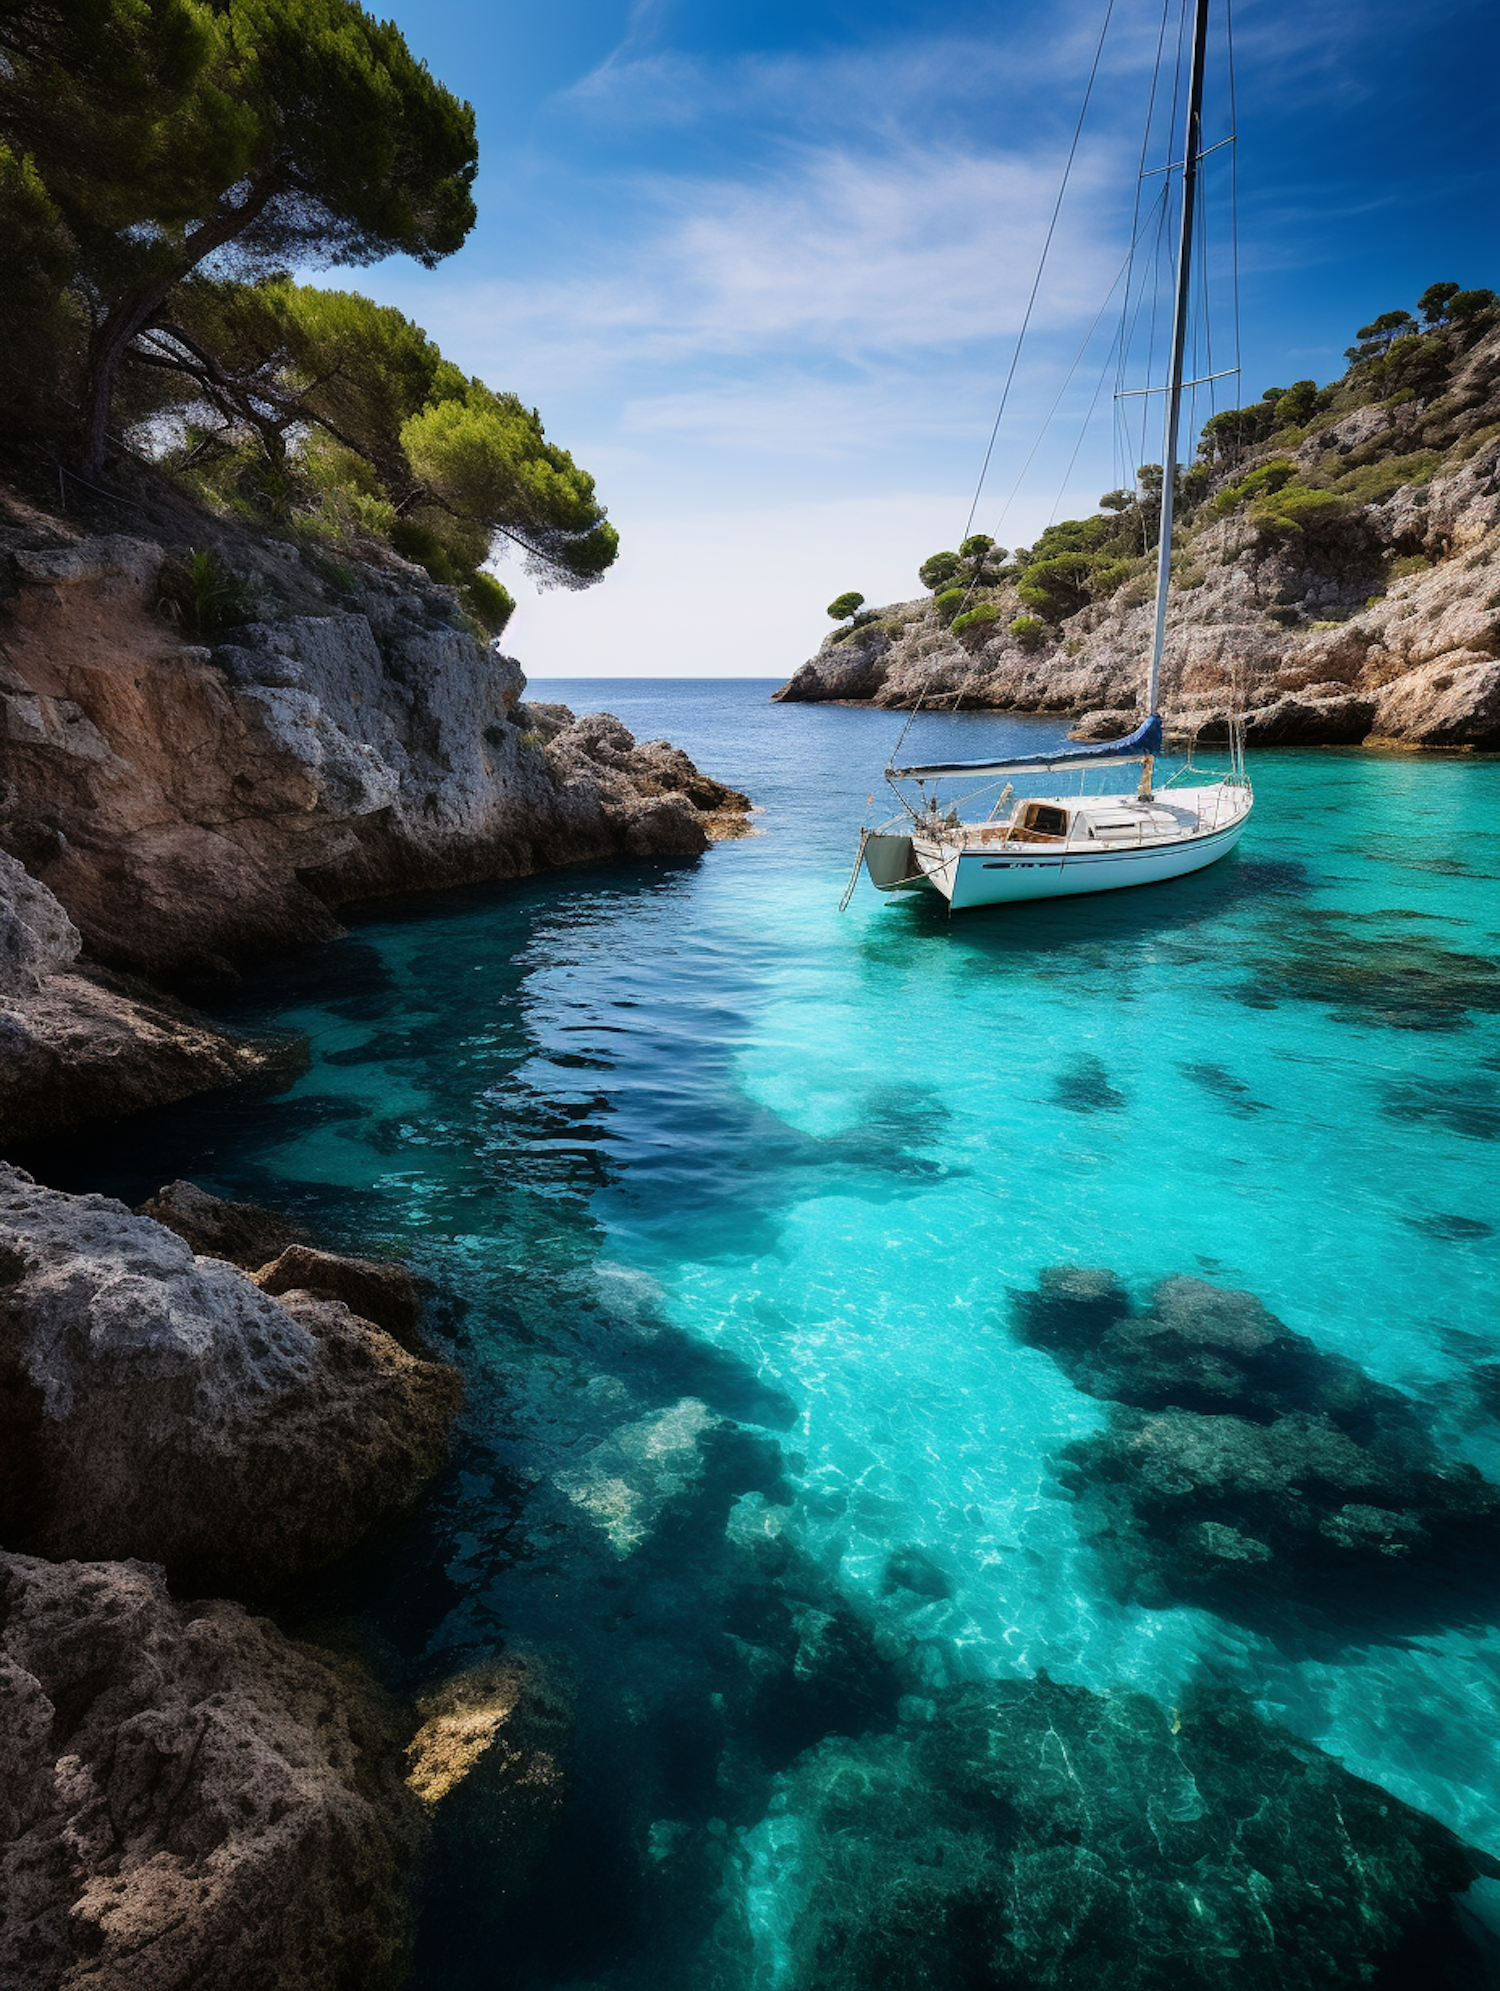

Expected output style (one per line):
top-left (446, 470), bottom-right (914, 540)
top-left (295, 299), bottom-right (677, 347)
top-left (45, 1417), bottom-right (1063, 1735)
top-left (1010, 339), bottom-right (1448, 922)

top-left (774, 329), bottom-right (1500, 750)
top-left (0, 493), bottom-right (751, 1143)
top-left (0, 1168), bottom-right (464, 1988)
top-left (0, 484), bottom-right (757, 1986)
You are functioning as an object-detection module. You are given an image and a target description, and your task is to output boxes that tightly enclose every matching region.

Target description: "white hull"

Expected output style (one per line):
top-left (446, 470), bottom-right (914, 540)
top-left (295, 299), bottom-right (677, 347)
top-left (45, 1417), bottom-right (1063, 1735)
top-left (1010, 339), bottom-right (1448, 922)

top-left (893, 784), bottom-right (1252, 911)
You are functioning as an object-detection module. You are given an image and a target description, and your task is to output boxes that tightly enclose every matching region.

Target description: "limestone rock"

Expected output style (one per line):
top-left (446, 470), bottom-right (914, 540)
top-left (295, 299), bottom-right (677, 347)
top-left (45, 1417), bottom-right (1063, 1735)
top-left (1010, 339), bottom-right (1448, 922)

top-left (135, 1178), bottom-right (311, 1269)
top-left (0, 849), bottom-right (78, 994)
top-left (1011, 1269), bottom-right (1424, 1450)
top-left (0, 966), bottom-right (287, 1146)
top-left (0, 1550), bottom-right (417, 1991)
top-left (1058, 1404), bottom-right (1500, 1613)
top-left (771, 330), bottom-right (1500, 749)
top-left (776, 1676), bottom-right (1497, 1990)
top-left (405, 1658), bottom-right (570, 1867)
top-left (0, 527), bottom-right (752, 982)
top-left (254, 1243), bottom-right (422, 1349)
top-left (0, 1166), bottom-right (460, 1593)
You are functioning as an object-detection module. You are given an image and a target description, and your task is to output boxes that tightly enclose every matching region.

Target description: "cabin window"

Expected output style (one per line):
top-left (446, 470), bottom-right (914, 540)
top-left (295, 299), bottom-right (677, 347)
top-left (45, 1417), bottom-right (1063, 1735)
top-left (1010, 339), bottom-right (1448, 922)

top-left (1021, 803), bottom-right (1068, 838)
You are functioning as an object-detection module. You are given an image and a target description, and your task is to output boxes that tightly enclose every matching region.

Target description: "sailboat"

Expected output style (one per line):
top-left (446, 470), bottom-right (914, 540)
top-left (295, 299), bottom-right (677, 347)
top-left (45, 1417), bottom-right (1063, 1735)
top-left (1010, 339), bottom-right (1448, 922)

top-left (851, 0), bottom-right (1252, 915)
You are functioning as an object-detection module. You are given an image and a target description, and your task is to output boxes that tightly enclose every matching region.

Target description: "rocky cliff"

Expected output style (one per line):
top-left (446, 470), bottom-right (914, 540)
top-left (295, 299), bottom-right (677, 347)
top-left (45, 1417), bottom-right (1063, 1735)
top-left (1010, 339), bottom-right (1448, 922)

top-left (0, 490), bottom-right (748, 1139)
top-left (776, 326), bottom-right (1500, 749)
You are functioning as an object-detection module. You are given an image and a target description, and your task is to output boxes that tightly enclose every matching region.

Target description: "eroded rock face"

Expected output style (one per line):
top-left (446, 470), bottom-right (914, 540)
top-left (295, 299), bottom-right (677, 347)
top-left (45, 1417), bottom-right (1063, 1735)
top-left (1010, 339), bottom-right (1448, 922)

top-left (0, 861), bottom-right (285, 1145)
top-left (775, 1676), bottom-right (1496, 1991)
top-left (0, 1551), bottom-right (417, 1991)
top-left (254, 1243), bottom-right (422, 1350)
top-left (0, 1165), bottom-right (459, 1593)
top-left (0, 520), bottom-right (752, 985)
top-left (773, 333), bottom-right (1500, 748)
top-left (135, 1177), bottom-right (311, 1268)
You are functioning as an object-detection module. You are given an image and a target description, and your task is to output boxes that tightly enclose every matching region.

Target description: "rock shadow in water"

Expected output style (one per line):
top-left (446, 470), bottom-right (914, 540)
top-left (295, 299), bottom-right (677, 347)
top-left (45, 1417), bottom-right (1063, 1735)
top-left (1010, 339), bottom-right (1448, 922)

top-left (1230, 909), bottom-right (1500, 1031)
top-left (1051, 1055), bottom-right (1128, 1114)
top-left (773, 1675), bottom-right (1499, 1991)
top-left (1380, 1073), bottom-right (1500, 1141)
top-left (1403, 1209), bottom-right (1495, 1241)
top-left (1178, 1059), bottom-right (1269, 1115)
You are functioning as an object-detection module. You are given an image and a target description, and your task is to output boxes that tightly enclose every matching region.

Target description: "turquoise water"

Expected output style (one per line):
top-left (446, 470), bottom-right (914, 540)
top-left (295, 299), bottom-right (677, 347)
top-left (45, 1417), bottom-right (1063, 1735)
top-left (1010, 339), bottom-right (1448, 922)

top-left (43, 680), bottom-right (1500, 1985)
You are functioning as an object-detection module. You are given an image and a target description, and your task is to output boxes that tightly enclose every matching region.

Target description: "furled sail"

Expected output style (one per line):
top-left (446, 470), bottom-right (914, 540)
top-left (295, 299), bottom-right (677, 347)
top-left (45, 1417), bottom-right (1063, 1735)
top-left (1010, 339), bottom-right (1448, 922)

top-left (889, 712), bottom-right (1163, 781)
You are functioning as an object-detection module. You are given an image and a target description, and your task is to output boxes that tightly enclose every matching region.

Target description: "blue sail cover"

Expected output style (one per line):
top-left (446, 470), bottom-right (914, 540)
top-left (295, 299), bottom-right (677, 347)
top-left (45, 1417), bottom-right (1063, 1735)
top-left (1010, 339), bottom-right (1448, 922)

top-left (889, 712), bottom-right (1163, 780)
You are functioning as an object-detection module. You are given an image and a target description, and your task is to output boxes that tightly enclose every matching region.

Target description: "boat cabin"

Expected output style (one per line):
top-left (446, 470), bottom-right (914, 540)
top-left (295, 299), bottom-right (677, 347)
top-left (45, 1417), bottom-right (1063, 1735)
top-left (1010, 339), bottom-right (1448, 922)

top-left (1015, 801), bottom-right (1069, 840)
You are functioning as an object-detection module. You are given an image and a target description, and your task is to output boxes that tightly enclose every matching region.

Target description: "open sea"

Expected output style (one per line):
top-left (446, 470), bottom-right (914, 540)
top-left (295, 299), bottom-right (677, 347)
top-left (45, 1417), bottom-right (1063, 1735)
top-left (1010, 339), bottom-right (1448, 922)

top-left (35, 678), bottom-right (1500, 1986)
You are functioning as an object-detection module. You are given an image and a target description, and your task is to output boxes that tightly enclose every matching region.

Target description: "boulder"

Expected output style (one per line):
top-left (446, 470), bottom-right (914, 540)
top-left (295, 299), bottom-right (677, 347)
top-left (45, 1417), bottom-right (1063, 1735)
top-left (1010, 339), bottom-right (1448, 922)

top-left (0, 1551), bottom-right (417, 1991)
top-left (0, 1166), bottom-right (460, 1593)
top-left (1057, 1404), bottom-right (1500, 1611)
top-left (775, 1675), bottom-right (1498, 1991)
top-left (136, 1178), bottom-right (311, 1269)
top-left (254, 1242), bottom-right (422, 1348)
top-left (1011, 1269), bottom-right (1424, 1450)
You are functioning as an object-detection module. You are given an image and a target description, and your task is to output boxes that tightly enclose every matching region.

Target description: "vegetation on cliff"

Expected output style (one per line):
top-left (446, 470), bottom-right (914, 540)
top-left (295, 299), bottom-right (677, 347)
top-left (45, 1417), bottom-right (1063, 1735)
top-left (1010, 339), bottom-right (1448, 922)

top-left (780, 287), bottom-right (1500, 745)
top-left (907, 283), bottom-right (1498, 639)
top-left (0, 0), bottom-right (617, 633)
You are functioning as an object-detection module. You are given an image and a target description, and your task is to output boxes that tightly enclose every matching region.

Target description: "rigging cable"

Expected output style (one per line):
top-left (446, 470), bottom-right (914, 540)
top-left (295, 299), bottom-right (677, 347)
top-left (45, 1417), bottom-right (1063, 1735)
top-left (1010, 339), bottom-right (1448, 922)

top-left (960, 0), bottom-right (1119, 542)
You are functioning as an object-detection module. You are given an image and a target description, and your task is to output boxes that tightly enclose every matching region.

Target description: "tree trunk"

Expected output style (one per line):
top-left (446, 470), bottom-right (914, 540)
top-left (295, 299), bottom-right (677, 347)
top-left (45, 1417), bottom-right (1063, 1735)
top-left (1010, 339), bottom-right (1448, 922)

top-left (77, 177), bottom-right (277, 483)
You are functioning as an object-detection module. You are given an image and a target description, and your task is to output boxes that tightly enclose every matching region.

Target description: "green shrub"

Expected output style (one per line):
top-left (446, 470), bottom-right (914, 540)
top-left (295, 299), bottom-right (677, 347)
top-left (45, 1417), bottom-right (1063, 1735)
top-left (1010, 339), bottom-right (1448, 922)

top-left (156, 548), bottom-right (252, 637)
top-left (951, 602), bottom-right (999, 635)
top-left (1248, 486), bottom-right (1350, 535)
top-left (919, 550), bottom-right (963, 591)
top-left (1210, 458), bottom-right (1298, 518)
top-left (1016, 553), bottom-right (1097, 621)
top-left (827, 590), bottom-right (866, 621)
top-left (934, 586), bottom-right (968, 624)
top-left (464, 571), bottom-right (516, 635)
top-left (1088, 558), bottom-right (1135, 598)
top-left (1387, 553), bottom-right (1434, 580)
top-left (1010, 616), bottom-right (1045, 648)
top-left (1323, 452), bottom-right (1441, 505)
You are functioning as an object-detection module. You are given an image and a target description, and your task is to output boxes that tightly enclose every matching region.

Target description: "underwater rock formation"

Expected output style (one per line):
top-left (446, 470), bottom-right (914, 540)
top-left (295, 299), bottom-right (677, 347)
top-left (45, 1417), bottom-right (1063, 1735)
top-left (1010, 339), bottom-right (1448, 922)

top-left (0, 1551), bottom-right (417, 1991)
top-left (775, 1675), bottom-right (1498, 1991)
top-left (0, 854), bottom-right (282, 1144)
top-left (1057, 1405), bottom-right (1500, 1611)
top-left (1012, 1269), bottom-right (1425, 1449)
top-left (0, 1165), bottom-right (460, 1592)
top-left (1012, 1269), bottom-right (1500, 1622)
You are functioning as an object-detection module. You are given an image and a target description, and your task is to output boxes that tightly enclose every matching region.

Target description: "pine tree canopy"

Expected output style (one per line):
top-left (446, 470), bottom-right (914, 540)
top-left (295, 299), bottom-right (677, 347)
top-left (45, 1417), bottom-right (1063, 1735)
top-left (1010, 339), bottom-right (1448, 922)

top-left (0, 0), bottom-right (478, 474)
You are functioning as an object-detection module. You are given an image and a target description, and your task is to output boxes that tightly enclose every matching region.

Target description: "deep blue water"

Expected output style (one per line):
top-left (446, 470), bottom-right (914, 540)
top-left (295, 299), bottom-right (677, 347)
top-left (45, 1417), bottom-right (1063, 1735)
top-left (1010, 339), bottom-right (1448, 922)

top-left (40, 679), bottom-right (1500, 1986)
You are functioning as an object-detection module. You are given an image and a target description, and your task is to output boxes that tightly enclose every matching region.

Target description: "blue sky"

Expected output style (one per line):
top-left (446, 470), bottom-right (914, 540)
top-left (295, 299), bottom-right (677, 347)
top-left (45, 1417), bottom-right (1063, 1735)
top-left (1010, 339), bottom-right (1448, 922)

top-left (357, 0), bottom-right (1498, 676)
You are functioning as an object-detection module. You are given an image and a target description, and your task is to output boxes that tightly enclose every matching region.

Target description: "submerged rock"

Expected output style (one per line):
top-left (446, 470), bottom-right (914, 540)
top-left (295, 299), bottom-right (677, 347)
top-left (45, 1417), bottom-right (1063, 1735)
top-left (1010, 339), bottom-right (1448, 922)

top-left (1058, 1405), bottom-right (1500, 1614)
top-left (0, 1165), bottom-right (460, 1593)
top-left (776, 1675), bottom-right (1498, 1991)
top-left (405, 1658), bottom-right (570, 1892)
top-left (1012, 1268), bottom-right (1424, 1450)
top-left (0, 1551), bottom-right (417, 1991)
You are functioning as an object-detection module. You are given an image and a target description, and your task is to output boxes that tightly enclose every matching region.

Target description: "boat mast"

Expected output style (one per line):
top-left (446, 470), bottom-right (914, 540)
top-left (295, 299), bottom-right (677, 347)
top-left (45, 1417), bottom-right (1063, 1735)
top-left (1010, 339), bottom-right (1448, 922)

top-left (1144, 0), bottom-right (1212, 727)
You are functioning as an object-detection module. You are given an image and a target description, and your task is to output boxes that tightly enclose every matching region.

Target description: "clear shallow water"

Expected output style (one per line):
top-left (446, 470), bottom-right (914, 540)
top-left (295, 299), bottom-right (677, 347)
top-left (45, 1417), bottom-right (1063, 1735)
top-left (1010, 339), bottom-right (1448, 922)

top-left (40, 680), bottom-right (1500, 1986)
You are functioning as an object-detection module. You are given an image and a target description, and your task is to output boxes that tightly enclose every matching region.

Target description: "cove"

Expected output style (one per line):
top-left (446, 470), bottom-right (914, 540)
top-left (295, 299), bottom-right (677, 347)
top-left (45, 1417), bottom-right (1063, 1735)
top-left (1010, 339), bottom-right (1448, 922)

top-left (29, 680), bottom-right (1500, 1988)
